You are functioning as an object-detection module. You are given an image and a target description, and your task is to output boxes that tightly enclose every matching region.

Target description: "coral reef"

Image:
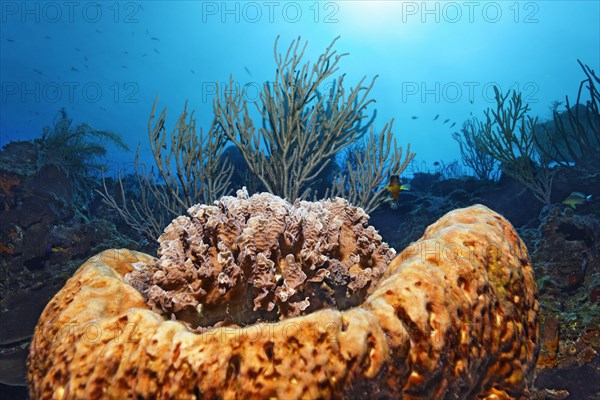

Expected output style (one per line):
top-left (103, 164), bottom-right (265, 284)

top-left (37, 107), bottom-right (129, 211)
top-left (127, 189), bottom-right (395, 327)
top-left (0, 143), bottom-right (140, 298)
top-left (528, 205), bottom-right (600, 398)
top-left (28, 200), bottom-right (538, 399)
top-left (0, 136), bottom-right (141, 390)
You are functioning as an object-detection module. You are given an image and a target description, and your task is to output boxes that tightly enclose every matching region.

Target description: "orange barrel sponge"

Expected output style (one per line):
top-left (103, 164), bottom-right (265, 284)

top-left (28, 191), bottom-right (538, 400)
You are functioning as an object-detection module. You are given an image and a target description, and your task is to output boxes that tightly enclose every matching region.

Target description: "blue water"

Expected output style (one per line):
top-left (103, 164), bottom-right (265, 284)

top-left (1, 1), bottom-right (598, 175)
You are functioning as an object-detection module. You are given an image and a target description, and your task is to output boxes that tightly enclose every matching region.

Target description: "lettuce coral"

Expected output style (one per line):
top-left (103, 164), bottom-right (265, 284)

top-left (126, 189), bottom-right (395, 328)
top-left (28, 196), bottom-right (538, 400)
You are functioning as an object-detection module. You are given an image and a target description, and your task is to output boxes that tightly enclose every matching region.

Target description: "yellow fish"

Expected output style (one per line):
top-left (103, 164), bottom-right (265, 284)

top-left (46, 246), bottom-right (68, 254)
top-left (562, 192), bottom-right (592, 209)
top-left (386, 175), bottom-right (410, 201)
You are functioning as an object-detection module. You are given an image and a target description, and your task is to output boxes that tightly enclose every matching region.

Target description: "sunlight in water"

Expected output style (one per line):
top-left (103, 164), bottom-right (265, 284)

top-left (336, 1), bottom-right (424, 39)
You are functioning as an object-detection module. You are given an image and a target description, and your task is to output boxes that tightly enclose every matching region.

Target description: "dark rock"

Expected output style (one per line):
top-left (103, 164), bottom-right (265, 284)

top-left (0, 383), bottom-right (28, 399)
top-left (553, 167), bottom-right (600, 212)
top-left (430, 177), bottom-right (483, 197)
top-left (409, 172), bottom-right (440, 192)
top-left (534, 364), bottom-right (600, 399)
top-left (447, 189), bottom-right (471, 204)
top-left (0, 282), bottom-right (59, 345)
top-left (0, 346), bottom-right (28, 386)
top-left (25, 165), bottom-right (73, 202)
top-left (0, 141), bottom-right (38, 176)
top-left (477, 174), bottom-right (540, 227)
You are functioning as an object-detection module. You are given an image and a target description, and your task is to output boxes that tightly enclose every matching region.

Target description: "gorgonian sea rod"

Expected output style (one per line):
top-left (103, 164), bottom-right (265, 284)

top-left (28, 190), bottom-right (539, 399)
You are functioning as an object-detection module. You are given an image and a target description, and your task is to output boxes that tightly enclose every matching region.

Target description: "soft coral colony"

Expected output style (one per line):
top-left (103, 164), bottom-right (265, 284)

top-left (27, 37), bottom-right (539, 399)
top-left (98, 36), bottom-right (415, 242)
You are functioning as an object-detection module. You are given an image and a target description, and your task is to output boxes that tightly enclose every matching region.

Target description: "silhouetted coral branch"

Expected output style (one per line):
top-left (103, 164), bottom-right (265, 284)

top-left (214, 36), bottom-right (379, 201)
top-left (478, 87), bottom-right (556, 205)
top-left (39, 108), bottom-right (129, 219)
top-left (146, 98), bottom-right (232, 209)
top-left (328, 120), bottom-right (415, 213)
top-left (537, 60), bottom-right (600, 172)
top-left (453, 118), bottom-right (497, 181)
top-left (99, 98), bottom-right (232, 242)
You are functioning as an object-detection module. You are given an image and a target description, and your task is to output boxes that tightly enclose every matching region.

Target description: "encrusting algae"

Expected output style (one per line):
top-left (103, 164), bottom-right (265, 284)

top-left (27, 190), bottom-right (539, 399)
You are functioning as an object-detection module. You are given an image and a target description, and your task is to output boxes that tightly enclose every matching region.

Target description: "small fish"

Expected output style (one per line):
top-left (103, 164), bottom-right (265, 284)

top-left (153, 48), bottom-right (160, 54)
top-left (562, 192), bottom-right (592, 209)
top-left (124, 51), bottom-right (129, 55)
top-left (191, 69), bottom-right (195, 75)
top-left (6, 38), bottom-right (15, 42)
top-left (411, 116), bottom-right (418, 120)
top-left (142, 53), bottom-right (148, 57)
top-left (244, 66), bottom-right (253, 77)
top-left (45, 246), bottom-right (67, 254)
top-left (443, 119), bottom-right (449, 124)
top-left (151, 37), bottom-right (160, 41)
top-left (84, 56), bottom-right (88, 62)
top-left (433, 161), bottom-right (440, 167)
top-left (99, 106), bottom-right (107, 112)
top-left (121, 65), bottom-right (128, 69)
top-left (450, 122), bottom-right (456, 128)
top-left (75, 47), bottom-right (80, 52)
top-left (70, 67), bottom-right (79, 72)
top-left (433, 114), bottom-right (439, 121)
top-left (32, 68), bottom-right (43, 75)
top-left (96, 29), bottom-right (102, 33)
top-left (386, 175), bottom-right (410, 201)
top-left (45, 35), bottom-right (51, 39)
